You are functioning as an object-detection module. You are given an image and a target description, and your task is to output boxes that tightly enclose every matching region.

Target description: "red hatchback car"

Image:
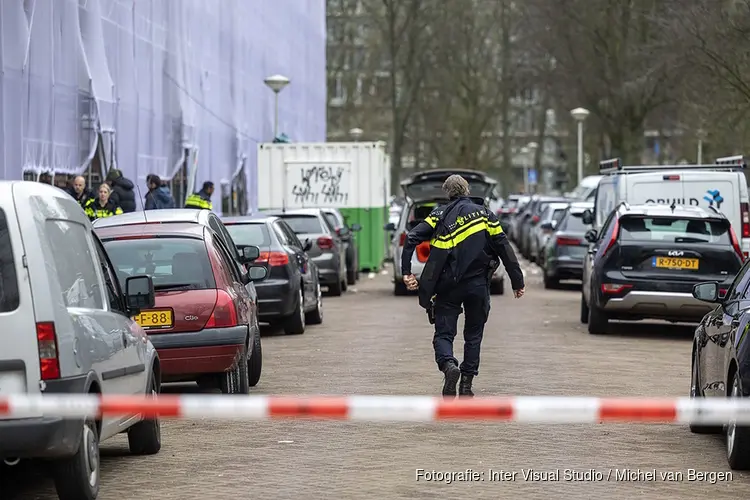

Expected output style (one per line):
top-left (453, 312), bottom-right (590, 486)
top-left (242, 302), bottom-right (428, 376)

top-left (96, 222), bottom-right (267, 394)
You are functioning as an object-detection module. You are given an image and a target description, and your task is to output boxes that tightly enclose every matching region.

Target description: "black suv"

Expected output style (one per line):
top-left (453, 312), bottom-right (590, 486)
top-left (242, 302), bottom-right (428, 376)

top-left (580, 203), bottom-right (744, 334)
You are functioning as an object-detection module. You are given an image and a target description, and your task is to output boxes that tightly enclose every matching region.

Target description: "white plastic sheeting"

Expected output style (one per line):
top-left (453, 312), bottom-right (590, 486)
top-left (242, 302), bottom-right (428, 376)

top-left (0, 0), bottom-right (326, 211)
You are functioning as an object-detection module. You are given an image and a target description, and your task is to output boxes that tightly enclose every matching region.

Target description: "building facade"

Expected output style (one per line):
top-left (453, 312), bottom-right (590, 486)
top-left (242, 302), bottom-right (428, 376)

top-left (0, 0), bottom-right (326, 213)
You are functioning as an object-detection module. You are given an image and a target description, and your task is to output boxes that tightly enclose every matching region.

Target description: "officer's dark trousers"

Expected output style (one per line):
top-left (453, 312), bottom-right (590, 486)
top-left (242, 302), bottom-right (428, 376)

top-left (432, 275), bottom-right (490, 376)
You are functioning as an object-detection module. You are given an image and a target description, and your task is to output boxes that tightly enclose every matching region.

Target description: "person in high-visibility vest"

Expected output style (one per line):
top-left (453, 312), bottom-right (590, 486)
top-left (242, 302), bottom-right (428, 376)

top-left (184, 181), bottom-right (214, 210)
top-left (84, 183), bottom-right (124, 221)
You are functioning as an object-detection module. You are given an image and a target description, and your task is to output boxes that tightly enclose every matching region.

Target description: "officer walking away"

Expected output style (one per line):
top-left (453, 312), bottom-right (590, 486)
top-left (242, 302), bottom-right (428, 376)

top-left (401, 174), bottom-right (525, 398)
top-left (144, 174), bottom-right (176, 210)
top-left (84, 183), bottom-right (123, 221)
top-left (104, 168), bottom-right (137, 213)
top-left (184, 181), bottom-right (214, 210)
top-left (67, 175), bottom-right (95, 208)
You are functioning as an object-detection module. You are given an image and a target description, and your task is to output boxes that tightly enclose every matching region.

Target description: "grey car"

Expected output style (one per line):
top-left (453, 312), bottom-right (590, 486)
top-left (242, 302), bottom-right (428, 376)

top-left (321, 208), bottom-right (362, 285)
top-left (541, 202), bottom-right (593, 288)
top-left (263, 208), bottom-right (348, 296)
top-left (529, 201), bottom-right (570, 264)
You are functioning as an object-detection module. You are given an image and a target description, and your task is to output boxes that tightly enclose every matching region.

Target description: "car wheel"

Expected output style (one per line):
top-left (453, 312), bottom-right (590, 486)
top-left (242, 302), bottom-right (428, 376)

top-left (394, 279), bottom-right (408, 296)
top-left (543, 268), bottom-right (558, 289)
top-left (52, 417), bottom-right (100, 500)
top-left (341, 276), bottom-right (348, 292)
top-left (220, 347), bottom-right (249, 394)
top-left (347, 264), bottom-right (357, 285)
top-left (305, 282), bottom-right (324, 325)
top-left (127, 374), bottom-right (162, 455)
top-left (689, 350), bottom-right (721, 434)
top-left (284, 288), bottom-right (306, 334)
top-left (490, 278), bottom-right (504, 295)
top-left (587, 302), bottom-right (608, 334)
top-left (727, 371), bottom-right (750, 469)
top-left (579, 293), bottom-right (589, 324)
top-left (328, 279), bottom-right (343, 296)
top-left (248, 327), bottom-right (262, 387)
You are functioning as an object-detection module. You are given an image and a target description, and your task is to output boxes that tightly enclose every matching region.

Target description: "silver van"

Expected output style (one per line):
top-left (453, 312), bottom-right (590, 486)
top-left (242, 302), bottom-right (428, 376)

top-left (0, 181), bottom-right (161, 500)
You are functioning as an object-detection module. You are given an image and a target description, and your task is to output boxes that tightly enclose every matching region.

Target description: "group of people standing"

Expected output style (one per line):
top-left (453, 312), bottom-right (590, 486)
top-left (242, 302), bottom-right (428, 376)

top-left (62, 169), bottom-right (215, 221)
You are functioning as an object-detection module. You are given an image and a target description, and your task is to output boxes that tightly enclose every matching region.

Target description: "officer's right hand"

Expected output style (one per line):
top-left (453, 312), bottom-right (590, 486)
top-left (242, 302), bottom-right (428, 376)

top-left (514, 288), bottom-right (525, 298)
top-left (403, 274), bottom-right (419, 291)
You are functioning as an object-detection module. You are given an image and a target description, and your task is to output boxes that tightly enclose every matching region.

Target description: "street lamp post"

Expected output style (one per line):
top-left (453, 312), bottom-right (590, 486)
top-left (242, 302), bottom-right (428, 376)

top-left (349, 127), bottom-right (363, 142)
top-left (570, 107), bottom-right (590, 185)
top-left (264, 74), bottom-right (290, 139)
top-left (697, 128), bottom-right (706, 164)
top-left (526, 142), bottom-right (538, 193)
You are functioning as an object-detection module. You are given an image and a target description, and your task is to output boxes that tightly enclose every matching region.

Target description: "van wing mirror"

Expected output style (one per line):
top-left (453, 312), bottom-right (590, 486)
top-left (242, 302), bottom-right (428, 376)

top-left (125, 275), bottom-right (155, 314)
top-left (384, 222), bottom-right (396, 231)
top-left (238, 245), bottom-right (260, 263)
top-left (584, 229), bottom-right (598, 243)
top-left (303, 238), bottom-right (313, 252)
top-left (581, 210), bottom-right (594, 225)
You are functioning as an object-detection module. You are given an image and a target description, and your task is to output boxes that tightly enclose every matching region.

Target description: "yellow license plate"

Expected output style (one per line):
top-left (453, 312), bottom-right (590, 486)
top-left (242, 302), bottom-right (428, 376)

top-left (653, 257), bottom-right (699, 270)
top-left (133, 309), bottom-right (173, 328)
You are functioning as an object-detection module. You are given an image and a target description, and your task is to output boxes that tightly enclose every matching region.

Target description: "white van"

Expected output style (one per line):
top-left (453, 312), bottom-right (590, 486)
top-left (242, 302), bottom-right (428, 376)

top-left (0, 181), bottom-right (161, 499)
top-left (592, 156), bottom-right (750, 256)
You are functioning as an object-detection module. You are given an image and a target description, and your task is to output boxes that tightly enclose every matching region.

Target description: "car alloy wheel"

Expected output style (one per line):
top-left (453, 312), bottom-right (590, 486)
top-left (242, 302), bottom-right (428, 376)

top-left (728, 375), bottom-right (740, 457)
top-left (316, 283), bottom-right (323, 321)
top-left (299, 288), bottom-right (305, 327)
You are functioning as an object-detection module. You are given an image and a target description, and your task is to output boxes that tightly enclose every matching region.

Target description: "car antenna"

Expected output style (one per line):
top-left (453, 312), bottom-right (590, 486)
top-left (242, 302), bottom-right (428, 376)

top-left (135, 180), bottom-right (149, 223)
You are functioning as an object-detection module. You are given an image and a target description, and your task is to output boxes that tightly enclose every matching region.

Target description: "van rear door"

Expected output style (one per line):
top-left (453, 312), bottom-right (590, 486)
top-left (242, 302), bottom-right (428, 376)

top-left (0, 184), bottom-right (41, 419)
top-left (627, 172), bottom-right (685, 206)
top-left (679, 172), bottom-right (739, 237)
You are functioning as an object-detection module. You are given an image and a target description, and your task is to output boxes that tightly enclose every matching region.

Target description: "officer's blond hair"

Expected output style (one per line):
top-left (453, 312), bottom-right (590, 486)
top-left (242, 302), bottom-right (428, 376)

top-left (442, 175), bottom-right (470, 198)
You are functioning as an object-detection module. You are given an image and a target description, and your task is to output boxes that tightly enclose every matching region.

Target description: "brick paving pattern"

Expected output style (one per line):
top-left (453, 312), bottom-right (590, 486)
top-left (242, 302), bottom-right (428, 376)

top-left (3, 261), bottom-right (748, 499)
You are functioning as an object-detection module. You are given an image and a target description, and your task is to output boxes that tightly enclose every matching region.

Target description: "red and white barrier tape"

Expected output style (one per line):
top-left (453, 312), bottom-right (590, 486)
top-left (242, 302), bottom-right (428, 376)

top-left (1, 395), bottom-right (750, 424)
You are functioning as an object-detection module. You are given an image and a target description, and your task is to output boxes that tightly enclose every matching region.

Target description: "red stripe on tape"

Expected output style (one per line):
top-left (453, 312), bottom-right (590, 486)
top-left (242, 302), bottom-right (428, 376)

top-left (598, 398), bottom-right (677, 422)
top-left (99, 395), bottom-right (182, 418)
top-left (436, 398), bottom-right (514, 420)
top-left (268, 397), bottom-right (349, 418)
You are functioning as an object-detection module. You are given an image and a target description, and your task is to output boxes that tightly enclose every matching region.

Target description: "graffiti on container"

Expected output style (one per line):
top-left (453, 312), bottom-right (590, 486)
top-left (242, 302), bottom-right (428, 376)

top-left (289, 164), bottom-right (350, 205)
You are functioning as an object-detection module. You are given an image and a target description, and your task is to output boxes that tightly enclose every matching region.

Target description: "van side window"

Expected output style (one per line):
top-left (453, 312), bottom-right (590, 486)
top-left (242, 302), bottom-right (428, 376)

top-left (44, 220), bottom-right (104, 309)
top-left (0, 208), bottom-right (20, 312)
top-left (92, 236), bottom-right (126, 313)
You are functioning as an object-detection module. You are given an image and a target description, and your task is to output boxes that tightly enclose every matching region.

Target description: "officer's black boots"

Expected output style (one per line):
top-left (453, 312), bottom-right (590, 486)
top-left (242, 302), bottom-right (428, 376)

top-left (459, 374), bottom-right (474, 397)
top-left (441, 362), bottom-right (461, 397)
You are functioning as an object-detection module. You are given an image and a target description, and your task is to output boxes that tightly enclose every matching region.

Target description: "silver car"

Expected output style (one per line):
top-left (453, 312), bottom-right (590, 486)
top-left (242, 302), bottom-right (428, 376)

top-left (0, 181), bottom-right (161, 499)
top-left (529, 202), bottom-right (570, 264)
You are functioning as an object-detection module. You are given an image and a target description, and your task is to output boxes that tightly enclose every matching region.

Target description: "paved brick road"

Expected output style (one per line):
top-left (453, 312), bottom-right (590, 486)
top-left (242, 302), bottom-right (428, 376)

top-left (4, 261), bottom-right (749, 499)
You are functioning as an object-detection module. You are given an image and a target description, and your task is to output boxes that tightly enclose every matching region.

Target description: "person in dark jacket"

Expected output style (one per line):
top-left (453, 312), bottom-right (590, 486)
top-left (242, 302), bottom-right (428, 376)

top-left (105, 168), bottom-right (136, 213)
top-left (84, 183), bottom-right (124, 221)
top-left (184, 181), bottom-right (214, 210)
top-left (67, 175), bottom-right (95, 208)
top-left (401, 175), bottom-right (525, 398)
top-left (144, 174), bottom-right (176, 210)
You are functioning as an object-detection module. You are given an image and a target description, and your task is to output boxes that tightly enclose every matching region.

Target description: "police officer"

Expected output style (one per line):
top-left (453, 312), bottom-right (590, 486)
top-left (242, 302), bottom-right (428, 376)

top-left (401, 175), bottom-right (525, 398)
top-left (184, 181), bottom-right (214, 210)
top-left (84, 183), bottom-right (124, 221)
top-left (67, 175), bottom-right (95, 208)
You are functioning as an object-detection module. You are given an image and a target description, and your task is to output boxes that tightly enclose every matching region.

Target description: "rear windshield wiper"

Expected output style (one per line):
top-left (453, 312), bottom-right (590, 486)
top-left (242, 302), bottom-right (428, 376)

top-left (154, 283), bottom-right (194, 291)
top-left (675, 237), bottom-right (709, 243)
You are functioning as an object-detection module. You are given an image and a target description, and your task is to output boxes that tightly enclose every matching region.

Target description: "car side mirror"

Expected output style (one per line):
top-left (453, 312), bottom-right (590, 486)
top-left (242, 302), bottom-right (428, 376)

top-left (351, 223), bottom-right (362, 231)
top-left (693, 281), bottom-right (720, 303)
top-left (238, 245), bottom-right (260, 263)
top-left (540, 222), bottom-right (554, 231)
top-left (247, 265), bottom-right (268, 282)
top-left (125, 275), bottom-right (155, 314)
top-left (303, 238), bottom-right (313, 252)
top-left (584, 229), bottom-right (598, 243)
top-left (581, 210), bottom-right (594, 225)
top-left (384, 222), bottom-right (396, 231)
top-left (337, 226), bottom-right (350, 237)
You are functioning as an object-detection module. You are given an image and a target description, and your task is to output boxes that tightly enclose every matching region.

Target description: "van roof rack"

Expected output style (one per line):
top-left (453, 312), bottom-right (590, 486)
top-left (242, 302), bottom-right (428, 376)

top-left (599, 155), bottom-right (747, 174)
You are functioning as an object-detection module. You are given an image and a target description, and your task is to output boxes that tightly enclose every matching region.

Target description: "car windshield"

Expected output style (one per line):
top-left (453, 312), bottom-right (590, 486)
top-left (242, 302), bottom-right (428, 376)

top-left (102, 237), bottom-right (216, 290)
top-left (278, 215), bottom-right (324, 234)
top-left (563, 213), bottom-right (591, 232)
top-left (619, 216), bottom-right (732, 244)
top-left (225, 223), bottom-right (271, 247)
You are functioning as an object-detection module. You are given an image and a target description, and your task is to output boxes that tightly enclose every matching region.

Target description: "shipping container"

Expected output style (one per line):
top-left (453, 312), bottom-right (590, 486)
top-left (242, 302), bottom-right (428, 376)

top-left (257, 142), bottom-right (391, 271)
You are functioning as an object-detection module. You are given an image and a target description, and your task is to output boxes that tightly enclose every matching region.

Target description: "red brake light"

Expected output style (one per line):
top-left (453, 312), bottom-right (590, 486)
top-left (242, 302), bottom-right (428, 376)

top-left (416, 241), bottom-right (430, 262)
top-left (256, 251), bottom-right (289, 266)
top-left (556, 236), bottom-right (581, 246)
top-left (36, 322), bottom-right (60, 380)
top-left (317, 236), bottom-right (334, 249)
top-left (729, 226), bottom-right (744, 261)
top-left (601, 283), bottom-right (632, 294)
top-left (741, 202), bottom-right (750, 238)
top-left (603, 218), bottom-right (620, 255)
top-left (205, 290), bottom-right (238, 328)
top-left (532, 215), bottom-right (540, 223)
top-left (399, 232), bottom-right (407, 246)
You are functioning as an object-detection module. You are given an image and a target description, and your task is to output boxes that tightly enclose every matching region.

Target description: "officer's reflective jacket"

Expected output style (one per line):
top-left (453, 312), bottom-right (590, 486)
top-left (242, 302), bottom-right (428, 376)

top-left (401, 196), bottom-right (525, 309)
top-left (184, 190), bottom-right (212, 210)
top-left (84, 198), bottom-right (124, 221)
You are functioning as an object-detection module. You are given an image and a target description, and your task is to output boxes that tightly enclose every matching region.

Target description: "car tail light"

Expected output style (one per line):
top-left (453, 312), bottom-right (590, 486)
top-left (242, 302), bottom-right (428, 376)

top-left (556, 236), bottom-right (581, 246)
top-left (399, 232), bottom-right (407, 246)
top-left (256, 251), bottom-right (289, 266)
top-left (36, 322), bottom-right (60, 380)
top-left (741, 202), bottom-right (750, 238)
top-left (603, 218), bottom-right (620, 255)
top-left (416, 242), bottom-right (430, 262)
top-left (205, 290), bottom-right (238, 328)
top-left (317, 236), bottom-right (334, 250)
top-left (729, 226), bottom-right (744, 261)
top-left (532, 215), bottom-right (540, 223)
top-left (601, 283), bottom-right (632, 294)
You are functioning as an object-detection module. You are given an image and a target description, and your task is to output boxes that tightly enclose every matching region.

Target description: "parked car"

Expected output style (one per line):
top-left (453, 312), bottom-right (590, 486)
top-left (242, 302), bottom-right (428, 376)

top-left (96, 222), bottom-right (268, 393)
top-left (321, 207), bottom-right (362, 285)
top-left (690, 272), bottom-right (750, 470)
top-left (0, 181), bottom-right (161, 499)
top-left (529, 201), bottom-right (570, 264)
top-left (507, 195), bottom-right (531, 242)
top-left (223, 215), bottom-right (324, 334)
top-left (263, 208), bottom-right (348, 296)
top-left (384, 169), bottom-right (506, 295)
top-left (565, 175), bottom-right (603, 200)
top-left (542, 201), bottom-right (593, 288)
top-left (580, 203), bottom-right (744, 334)
top-left (517, 195), bottom-right (569, 258)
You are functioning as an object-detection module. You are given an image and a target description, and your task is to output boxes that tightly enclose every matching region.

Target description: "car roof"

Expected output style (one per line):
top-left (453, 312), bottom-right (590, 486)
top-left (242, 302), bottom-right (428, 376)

top-left (546, 202), bottom-right (570, 209)
top-left (95, 222), bottom-right (207, 240)
top-left (221, 214), bottom-right (276, 224)
top-left (568, 201), bottom-right (594, 213)
top-left (618, 204), bottom-right (726, 219)
top-left (92, 209), bottom-right (210, 228)
top-left (263, 208), bottom-right (323, 216)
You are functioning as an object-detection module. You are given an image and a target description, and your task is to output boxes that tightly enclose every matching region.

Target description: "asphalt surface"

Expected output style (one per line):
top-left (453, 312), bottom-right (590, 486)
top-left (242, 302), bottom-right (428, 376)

top-left (3, 258), bottom-right (748, 499)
